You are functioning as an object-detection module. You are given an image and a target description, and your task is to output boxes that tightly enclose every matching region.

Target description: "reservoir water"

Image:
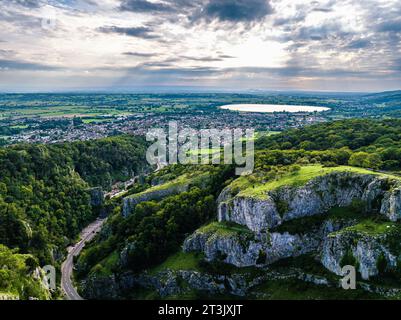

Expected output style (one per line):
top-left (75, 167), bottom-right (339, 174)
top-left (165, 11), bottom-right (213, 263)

top-left (220, 104), bottom-right (330, 113)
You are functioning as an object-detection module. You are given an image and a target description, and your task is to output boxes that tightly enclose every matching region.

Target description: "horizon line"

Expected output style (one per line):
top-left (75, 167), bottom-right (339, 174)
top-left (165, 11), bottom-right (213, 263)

top-left (1, 88), bottom-right (399, 95)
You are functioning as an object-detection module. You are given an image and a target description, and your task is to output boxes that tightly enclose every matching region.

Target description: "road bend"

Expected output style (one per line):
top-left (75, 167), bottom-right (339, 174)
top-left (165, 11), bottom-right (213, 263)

top-left (61, 218), bottom-right (105, 300)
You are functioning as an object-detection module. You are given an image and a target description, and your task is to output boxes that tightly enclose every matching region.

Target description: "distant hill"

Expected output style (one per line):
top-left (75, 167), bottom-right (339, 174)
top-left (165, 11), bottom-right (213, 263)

top-left (361, 90), bottom-right (401, 105)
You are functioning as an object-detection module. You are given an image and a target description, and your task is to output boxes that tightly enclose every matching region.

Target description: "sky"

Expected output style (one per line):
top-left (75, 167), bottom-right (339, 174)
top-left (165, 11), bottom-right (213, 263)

top-left (0, 0), bottom-right (400, 92)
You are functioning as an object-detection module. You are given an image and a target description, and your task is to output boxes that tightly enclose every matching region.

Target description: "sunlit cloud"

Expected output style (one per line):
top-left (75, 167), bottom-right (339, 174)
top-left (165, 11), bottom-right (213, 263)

top-left (0, 0), bottom-right (400, 92)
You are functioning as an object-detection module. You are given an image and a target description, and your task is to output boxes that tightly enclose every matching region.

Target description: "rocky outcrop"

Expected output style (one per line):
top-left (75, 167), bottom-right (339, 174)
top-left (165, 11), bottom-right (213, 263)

top-left (183, 220), bottom-right (350, 267)
top-left (120, 242), bottom-right (136, 268)
top-left (185, 171), bottom-right (401, 272)
top-left (122, 183), bottom-right (189, 217)
top-left (380, 186), bottom-right (401, 221)
top-left (321, 228), bottom-right (399, 280)
top-left (219, 196), bottom-right (281, 233)
top-left (218, 172), bottom-right (397, 232)
top-left (80, 274), bottom-right (120, 299)
top-left (88, 187), bottom-right (104, 206)
top-left (183, 229), bottom-right (266, 267)
top-left (81, 268), bottom-right (267, 299)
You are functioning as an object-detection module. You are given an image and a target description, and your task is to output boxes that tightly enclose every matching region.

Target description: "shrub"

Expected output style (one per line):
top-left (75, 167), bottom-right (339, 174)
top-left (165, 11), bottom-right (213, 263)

top-left (340, 249), bottom-right (358, 269)
top-left (376, 253), bottom-right (387, 274)
top-left (256, 250), bottom-right (267, 264)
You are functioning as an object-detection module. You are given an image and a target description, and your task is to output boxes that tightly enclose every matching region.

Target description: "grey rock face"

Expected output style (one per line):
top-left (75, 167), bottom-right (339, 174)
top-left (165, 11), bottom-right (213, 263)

top-left (321, 230), bottom-right (398, 280)
top-left (183, 226), bottom-right (326, 267)
top-left (183, 172), bottom-right (401, 274)
top-left (183, 230), bottom-right (262, 267)
top-left (80, 262), bottom-right (310, 299)
top-left (380, 186), bottom-right (401, 221)
top-left (363, 178), bottom-right (389, 212)
top-left (266, 232), bottom-right (319, 264)
top-left (81, 274), bottom-right (120, 299)
top-left (218, 172), bottom-right (400, 232)
top-left (182, 171), bottom-right (401, 287)
top-left (81, 269), bottom-right (267, 299)
top-left (122, 183), bottom-right (189, 217)
top-left (219, 196), bottom-right (281, 233)
top-left (120, 242), bottom-right (136, 268)
top-left (89, 187), bottom-right (104, 206)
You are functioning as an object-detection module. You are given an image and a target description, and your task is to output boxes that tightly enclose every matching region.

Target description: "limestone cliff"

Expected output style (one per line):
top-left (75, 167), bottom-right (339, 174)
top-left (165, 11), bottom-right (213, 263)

top-left (186, 171), bottom-right (401, 274)
top-left (122, 183), bottom-right (189, 217)
top-left (321, 223), bottom-right (401, 280)
top-left (218, 172), bottom-right (398, 232)
top-left (183, 219), bottom-right (353, 267)
top-left (121, 172), bottom-right (211, 217)
top-left (81, 169), bottom-right (401, 299)
top-left (81, 268), bottom-right (268, 299)
top-left (88, 187), bottom-right (104, 207)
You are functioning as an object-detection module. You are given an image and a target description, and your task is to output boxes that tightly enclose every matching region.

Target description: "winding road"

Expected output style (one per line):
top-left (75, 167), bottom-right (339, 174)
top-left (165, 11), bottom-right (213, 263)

top-left (61, 218), bottom-right (106, 300)
top-left (61, 170), bottom-right (156, 300)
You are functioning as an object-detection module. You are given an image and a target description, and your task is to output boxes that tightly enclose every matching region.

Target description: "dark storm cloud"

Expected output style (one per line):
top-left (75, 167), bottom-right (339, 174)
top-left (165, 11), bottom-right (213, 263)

top-left (98, 26), bottom-right (158, 39)
top-left (201, 0), bottom-right (273, 23)
top-left (119, 0), bottom-right (273, 24)
top-left (0, 59), bottom-right (60, 71)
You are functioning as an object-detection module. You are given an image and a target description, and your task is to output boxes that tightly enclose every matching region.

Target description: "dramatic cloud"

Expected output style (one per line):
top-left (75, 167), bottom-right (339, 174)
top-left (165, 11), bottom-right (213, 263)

top-left (98, 25), bottom-right (158, 39)
top-left (201, 0), bottom-right (273, 23)
top-left (120, 0), bottom-right (174, 12)
top-left (119, 0), bottom-right (274, 24)
top-left (0, 0), bottom-right (400, 92)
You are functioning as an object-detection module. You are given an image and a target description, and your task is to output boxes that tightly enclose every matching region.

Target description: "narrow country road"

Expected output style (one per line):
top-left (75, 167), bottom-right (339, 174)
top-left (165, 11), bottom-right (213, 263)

top-left (61, 218), bottom-right (105, 300)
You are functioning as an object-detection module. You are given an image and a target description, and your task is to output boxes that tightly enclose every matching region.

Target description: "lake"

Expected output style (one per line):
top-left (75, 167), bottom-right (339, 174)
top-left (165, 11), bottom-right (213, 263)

top-left (220, 104), bottom-right (330, 113)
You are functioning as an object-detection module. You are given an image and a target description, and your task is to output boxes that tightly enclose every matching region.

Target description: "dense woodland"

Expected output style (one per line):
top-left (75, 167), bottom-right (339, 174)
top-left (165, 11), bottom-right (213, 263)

top-left (256, 119), bottom-right (401, 170)
top-left (76, 164), bottom-right (234, 277)
top-left (0, 136), bottom-right (148, 297)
